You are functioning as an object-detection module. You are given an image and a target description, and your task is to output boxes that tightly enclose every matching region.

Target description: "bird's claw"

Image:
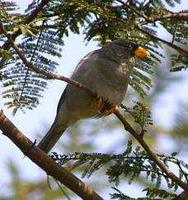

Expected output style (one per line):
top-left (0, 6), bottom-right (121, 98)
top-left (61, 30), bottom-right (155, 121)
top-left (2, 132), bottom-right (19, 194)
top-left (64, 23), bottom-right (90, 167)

top-left (95, 96), bottom-right (117, 115)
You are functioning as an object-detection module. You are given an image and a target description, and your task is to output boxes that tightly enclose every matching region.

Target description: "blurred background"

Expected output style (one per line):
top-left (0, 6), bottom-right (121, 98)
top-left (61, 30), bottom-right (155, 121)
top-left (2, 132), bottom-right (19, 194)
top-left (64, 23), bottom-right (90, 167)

top-left (0, 0), bottom-right (188, 199)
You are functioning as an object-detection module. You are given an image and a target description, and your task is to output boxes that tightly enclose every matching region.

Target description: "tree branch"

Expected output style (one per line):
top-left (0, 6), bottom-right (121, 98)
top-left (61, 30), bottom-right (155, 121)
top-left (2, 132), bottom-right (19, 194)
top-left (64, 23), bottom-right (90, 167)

top-left (147, 11), bottom-right (188, 23)
top-left (117, 0), bottom-right (188, 23)
top-left (113, 109), bottom-right (188, 192)
top-left (1, 0), bottom-right (50, 50)
top-left (0, 22), bottom-right (97, 99)
top-left (116, 0), bottom-right (188, 57)
top-left (113, 1), bottom-right (188, 56)
top-left (178, 190), bottom-right (188, 200)
top-left (136, 25), bottom-right (188, 56)
top-left (116, 0), bottom-right (152, 23)
top-left (0, 0), bottom-right (50, 65)
top-left (0, 110), bottom-right (103, 200)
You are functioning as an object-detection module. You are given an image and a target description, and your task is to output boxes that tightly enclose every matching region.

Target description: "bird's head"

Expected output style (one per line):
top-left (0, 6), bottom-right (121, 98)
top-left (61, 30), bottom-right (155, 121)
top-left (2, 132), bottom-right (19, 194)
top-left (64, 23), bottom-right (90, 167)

top-left (110, 39), bottom-right (150, 59)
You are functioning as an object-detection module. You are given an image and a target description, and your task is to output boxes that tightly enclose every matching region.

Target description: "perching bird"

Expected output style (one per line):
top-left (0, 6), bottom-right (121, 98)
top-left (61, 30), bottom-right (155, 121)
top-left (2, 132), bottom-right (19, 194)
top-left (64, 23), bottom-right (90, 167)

top-left (38, 39), bottom-right (150, 153)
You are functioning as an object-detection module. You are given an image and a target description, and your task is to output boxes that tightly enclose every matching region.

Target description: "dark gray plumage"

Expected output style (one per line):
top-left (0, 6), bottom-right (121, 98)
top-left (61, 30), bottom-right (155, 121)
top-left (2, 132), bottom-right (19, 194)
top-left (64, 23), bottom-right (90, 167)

top-left (38, 39), bottom-right (148, 153)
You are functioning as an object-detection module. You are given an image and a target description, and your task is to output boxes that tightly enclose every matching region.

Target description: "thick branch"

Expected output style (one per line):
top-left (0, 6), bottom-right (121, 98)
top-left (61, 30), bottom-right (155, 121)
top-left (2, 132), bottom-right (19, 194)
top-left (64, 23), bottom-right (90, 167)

top-left (0, 110), bottom-right (103, 200)
top-left (178, 191), bottom-right (188, 200)
top-left (114, 110), bottom-right (188, 192)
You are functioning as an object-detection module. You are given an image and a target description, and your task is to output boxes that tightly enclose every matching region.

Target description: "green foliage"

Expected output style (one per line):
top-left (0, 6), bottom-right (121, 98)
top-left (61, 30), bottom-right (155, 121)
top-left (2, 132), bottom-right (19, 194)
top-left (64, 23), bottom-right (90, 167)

top-left (1, 26), bottom-right (63, 113)
top-left (143, 188), bottom-right (177, 199)
top-left (0, 1), bottom-right (19, 57)
top-left (121, 101), bottom-right (153, 134)
top-left (170, 53), bottom-right (188, 72)
top-left (0, 1), bottom-right (18, 20)
top-left (130, 61), bottom-right (155, 98)
top-left (50, 140), bottom-right (188, 199)
top-left (110, 187), bottom-right (177, 200)
top-left (111, 188), bottom-right (139, 200)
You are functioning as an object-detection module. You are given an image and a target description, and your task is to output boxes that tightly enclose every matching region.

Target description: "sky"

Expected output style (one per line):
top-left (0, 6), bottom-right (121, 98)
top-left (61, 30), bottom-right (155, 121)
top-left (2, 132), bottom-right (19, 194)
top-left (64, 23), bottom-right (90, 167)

top-left (0, 0), bottom-right (188, 199)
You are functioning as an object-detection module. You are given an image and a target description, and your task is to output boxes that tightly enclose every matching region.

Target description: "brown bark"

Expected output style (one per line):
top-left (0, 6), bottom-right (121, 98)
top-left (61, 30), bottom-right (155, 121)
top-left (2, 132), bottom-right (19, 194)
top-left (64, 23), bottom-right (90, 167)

top-left (0, 110), bottom-right (103, 200)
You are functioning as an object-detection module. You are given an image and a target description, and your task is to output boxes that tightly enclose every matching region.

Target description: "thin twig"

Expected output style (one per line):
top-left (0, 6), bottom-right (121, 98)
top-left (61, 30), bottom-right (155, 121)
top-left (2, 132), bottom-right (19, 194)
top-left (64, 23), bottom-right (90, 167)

top-left (140, 11), bottom-right (188, 25)
top-left (136, 25), bottom-right (188, 56)
top-left (113, 109), bottom-right (188, 192)
top-left (0, 0), bottom-right (50, 65)
top-left (104, 6), bottom-right (188, 56)
top-left (19, 21), bottom-right (46, 105)
top-left (0, 110), bottom-right (103, 200)
top-left (116, 0), bottom-right (152, 23)
top-left (1, 0), bottom-right (50, 50)
top-left (0, 22), bottom-right (97, 99)
top-left (117, 0), bottom-right (188, 24)
top-left (115, 0), bottom-right (188, 56)
top-left (151, 11), bottom-right (188, 22)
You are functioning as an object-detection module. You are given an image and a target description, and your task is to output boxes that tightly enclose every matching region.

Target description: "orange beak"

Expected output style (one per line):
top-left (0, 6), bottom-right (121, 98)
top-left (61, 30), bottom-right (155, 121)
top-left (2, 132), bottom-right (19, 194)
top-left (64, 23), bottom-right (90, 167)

top-left (135, 47), bottom-right (150, 58)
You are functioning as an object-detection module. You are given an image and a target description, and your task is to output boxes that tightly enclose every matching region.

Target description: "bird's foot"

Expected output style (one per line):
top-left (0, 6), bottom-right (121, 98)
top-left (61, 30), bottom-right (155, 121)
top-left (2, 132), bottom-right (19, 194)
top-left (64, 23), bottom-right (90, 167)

top-left (96, 96), bottom-right (117, 115)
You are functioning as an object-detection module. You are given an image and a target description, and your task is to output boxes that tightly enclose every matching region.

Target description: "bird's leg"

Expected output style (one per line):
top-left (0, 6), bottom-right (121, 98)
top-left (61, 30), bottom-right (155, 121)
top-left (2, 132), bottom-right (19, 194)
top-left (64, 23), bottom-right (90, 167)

top-left (95, 96), bottom-right (118, 115)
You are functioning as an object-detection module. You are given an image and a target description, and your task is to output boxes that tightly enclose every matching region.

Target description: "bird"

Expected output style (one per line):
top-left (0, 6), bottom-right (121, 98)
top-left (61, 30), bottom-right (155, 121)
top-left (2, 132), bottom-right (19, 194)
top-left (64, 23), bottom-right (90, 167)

top-left (38, 39), bottom-right (150, 153)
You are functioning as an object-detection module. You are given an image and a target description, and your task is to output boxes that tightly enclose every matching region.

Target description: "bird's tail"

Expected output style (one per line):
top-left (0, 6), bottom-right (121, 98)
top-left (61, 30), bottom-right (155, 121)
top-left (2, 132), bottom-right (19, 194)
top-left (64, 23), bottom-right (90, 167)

top-left (38, 123), bottom-right (67, 154)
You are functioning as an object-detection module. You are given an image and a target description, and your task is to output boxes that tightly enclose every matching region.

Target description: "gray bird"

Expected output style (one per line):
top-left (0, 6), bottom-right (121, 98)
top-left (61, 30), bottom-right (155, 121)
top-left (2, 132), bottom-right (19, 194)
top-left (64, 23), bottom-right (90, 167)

top-left (38, 39), bottom-right (149, 153)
